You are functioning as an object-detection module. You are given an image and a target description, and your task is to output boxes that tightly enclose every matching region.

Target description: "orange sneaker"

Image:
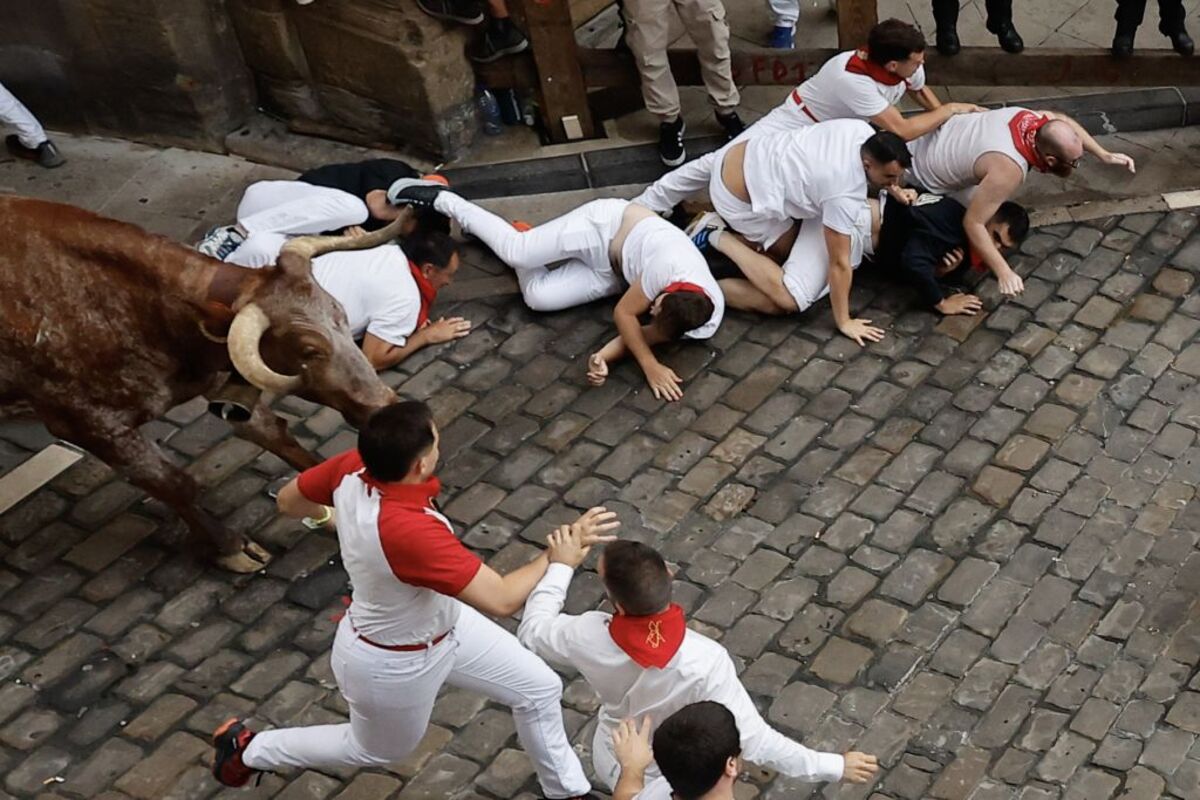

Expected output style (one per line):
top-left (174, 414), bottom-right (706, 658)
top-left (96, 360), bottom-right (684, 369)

top-left (512, 220), bottom-right (533, 232)
top-left (420, 173), bottom-right (450, 186)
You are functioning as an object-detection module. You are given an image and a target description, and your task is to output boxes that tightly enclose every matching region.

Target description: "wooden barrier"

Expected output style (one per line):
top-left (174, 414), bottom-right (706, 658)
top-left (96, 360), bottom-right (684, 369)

top-left (485, 0), bottom-right (1200, 143)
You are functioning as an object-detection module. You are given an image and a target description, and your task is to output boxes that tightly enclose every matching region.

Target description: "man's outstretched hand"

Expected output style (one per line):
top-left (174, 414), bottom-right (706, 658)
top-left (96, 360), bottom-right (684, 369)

top-left (587, 352), bottom-right (609, 386)
top-left (547, 506), bottom-right (620, 568)
top-left (643, 360), bottom-right (684, 402)
top-left (842, 752), bottom-right (879, 783)
top-left (838, 318), bottom-right (885, 347)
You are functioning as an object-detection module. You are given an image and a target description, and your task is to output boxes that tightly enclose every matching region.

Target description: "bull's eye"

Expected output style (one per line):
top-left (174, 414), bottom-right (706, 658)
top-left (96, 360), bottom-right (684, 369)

top-left (302, 346), bottom-right (322, 360)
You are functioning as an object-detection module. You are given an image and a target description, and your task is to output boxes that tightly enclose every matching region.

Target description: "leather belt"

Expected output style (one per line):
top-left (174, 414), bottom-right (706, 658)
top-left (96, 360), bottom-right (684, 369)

top-left (790, 89), bottom-right (819, 123)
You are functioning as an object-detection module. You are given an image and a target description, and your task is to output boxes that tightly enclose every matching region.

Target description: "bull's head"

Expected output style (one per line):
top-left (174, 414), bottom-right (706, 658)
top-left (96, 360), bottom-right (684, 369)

top-left (225, 215), bottom-right (411, 427)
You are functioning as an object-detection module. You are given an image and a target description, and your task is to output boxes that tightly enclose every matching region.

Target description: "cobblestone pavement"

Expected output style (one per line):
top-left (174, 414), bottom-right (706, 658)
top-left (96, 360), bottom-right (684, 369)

top-left (2, 164), bottom-right (1200, 800)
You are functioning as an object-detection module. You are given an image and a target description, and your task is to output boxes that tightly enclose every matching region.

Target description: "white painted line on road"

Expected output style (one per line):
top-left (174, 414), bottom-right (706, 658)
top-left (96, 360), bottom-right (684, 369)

top-left (1163, 189), bottom-right (1200, 210)
top-left (0, 444), bottom-right (83, 515)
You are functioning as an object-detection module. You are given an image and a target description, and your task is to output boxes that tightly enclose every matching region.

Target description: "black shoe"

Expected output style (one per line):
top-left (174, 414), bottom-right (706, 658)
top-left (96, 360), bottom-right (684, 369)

top-left (469, 18), bottom-right (529, 63)
top-left (990, 21), bottom-right (1024, 53)
top-left (386, 178), bottom-right (448, 209)
top-left (6, 135), bottom-right (65, 168)
top-left (658, 118), bottom-right (686, 167)
top-left (715, 110), bottom-right (745, 141)
top-left (1112, 31), bottom-right (1135, 58)
top-left (1165, 27), bottom-right (1195, 56)
top-left (935, 28), bottom-right (960, 56)
top-left (418, 0), bottom-right (485, 24)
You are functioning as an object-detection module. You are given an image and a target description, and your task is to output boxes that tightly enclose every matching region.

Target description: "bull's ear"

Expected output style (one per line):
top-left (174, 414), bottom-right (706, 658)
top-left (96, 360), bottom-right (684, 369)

top-left (275, 250), bottom-right (313, 278)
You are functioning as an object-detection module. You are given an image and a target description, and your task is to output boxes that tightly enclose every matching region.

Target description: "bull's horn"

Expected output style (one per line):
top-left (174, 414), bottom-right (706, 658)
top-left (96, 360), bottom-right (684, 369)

top-left (281, 207), bottom-right (413, 261)
top-left (227, 303), bottom-right (302, 394)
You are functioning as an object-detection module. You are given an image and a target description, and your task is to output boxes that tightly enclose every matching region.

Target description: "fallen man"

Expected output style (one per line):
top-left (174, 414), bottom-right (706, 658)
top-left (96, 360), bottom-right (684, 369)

top-left (227, 225), bottom-right (470, 371)
top-left (906, 107), bottom-right (1136, 296)
top-left (642, 120), bottom-right (911, 345)
top-left (387, 179), bottom-right (724, 402)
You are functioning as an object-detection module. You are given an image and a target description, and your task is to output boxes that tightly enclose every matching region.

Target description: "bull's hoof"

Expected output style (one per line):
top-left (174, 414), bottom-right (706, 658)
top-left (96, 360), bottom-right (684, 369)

top-left (214, 540), bottom-right (272, 573)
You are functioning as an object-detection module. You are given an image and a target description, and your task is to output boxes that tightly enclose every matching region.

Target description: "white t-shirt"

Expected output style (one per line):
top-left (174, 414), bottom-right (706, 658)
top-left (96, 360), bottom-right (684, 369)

top-left (224, 233), bottom-right (422, 347)
top-left (790, 49), bottom-right (926, 122)
top-left (744, 120), bottom-right (874, 236)
top-left (634, 777), bottom-right (674, 800)
top-left (622, 216), bottom-right (725, 340)
top-left (311, 245), bottom-right (421, 347)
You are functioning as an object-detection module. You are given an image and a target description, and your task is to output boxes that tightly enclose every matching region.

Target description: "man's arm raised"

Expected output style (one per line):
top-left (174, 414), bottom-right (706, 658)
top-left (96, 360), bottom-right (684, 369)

top-left (825, 225), bottom-right (884, 346)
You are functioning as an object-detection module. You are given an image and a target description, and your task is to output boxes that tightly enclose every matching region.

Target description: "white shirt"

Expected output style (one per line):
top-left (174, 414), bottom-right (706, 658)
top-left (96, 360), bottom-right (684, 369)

top-left (622, 216), bottom-right (725, 340)
top-left (744, 120), bottom-right (875, 236)
top-left (634, 777), bottom-right (674, 799)
top-left (311, 244), bottom-right (421, 347)
top-left (908, 107), bottom-right (1032, 195)
top-left (226, 234), bottom-right (422, 347)
top-left (789, 50), bottom-right (926, 123)
top-left (517, 564), bottom-right (845, 783)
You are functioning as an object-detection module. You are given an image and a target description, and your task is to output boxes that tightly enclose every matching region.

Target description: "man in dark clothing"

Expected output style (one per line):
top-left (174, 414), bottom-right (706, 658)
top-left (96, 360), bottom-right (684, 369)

top-left (1112, 0), bottom-right (1193, 57)
top-left (299, 158), bottom-right (450, 234)
top-left (873, 195), bottom-right (1030, 315)
top-left (932, 0), bottom-right (1023, 54)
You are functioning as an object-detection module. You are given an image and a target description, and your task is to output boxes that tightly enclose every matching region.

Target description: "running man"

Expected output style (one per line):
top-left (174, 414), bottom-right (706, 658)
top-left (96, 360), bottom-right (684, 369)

top-left (210, 401), bottom-right (619, 798)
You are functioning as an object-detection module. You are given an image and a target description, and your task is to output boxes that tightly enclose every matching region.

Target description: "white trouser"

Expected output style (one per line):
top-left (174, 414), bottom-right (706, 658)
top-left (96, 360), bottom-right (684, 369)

top-left (779, 207), bottom-right (871, 312)
top-left (437, 192), bottom-right (626, 312)
top-left (243, 608), bottom-right (589, 799)
top-left (0, 82), bottom-right (48, 149)
top-left (633, 104), bottom-right (796, 214)
top-left (767, 0), bottom-right (800, 27)
top-left (224, 232), bottom-right (287, 268)
top-left (708, 155), bottom-right (794, 250)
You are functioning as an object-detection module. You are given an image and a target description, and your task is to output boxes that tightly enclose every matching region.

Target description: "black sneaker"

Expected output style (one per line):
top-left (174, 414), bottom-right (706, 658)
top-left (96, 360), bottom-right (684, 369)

top-left (211, 718), bottom-right (259, 787)
top-left (418, 0), bottom-right (485, 25)
top-left (715, 110), bottom-right (745, 141)
top-left (469, 18), bottom-right (529, 63)
top-left (659, 118), bottom-right (686, 167)
top-left (387, 177), bottom-right (449, 209)
top-left (6, 134), bottom-right (65, 169)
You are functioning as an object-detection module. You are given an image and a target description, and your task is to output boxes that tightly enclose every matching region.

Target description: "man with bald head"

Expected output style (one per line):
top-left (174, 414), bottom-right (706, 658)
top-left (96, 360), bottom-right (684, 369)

top-left (907, 108), bottom-right (1136, 296)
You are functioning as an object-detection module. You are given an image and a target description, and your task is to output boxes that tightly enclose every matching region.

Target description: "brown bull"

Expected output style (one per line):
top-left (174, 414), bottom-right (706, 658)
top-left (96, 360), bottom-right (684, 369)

top-left (0, 196), bottom-right (401, 571)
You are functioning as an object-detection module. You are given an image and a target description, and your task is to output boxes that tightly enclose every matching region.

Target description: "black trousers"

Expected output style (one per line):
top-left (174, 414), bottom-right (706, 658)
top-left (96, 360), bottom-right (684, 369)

top-left (932, 0), bottom-right (1013, 30)
top-left (1114, 0), bottom-right (1186, 33)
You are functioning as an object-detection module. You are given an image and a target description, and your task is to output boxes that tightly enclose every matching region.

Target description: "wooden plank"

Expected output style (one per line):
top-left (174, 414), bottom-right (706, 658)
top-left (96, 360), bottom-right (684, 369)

top-left (0, 444), bottom-right (82, 515)
top-left (517, 0), bottom-right (597, 142)
top-left (836, 0), bottom-right (877, 49)
top-left (479, 46), bottom-right (1200, 90)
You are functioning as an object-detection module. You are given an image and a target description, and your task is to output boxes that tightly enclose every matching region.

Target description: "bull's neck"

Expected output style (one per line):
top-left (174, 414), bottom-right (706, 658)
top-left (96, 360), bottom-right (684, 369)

top-left (164, 243), bottom-right (268, 331)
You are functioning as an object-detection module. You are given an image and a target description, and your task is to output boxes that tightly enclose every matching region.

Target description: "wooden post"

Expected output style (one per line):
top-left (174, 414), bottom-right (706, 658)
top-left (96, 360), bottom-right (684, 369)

top-left (515, 0), bottom-right (597, 142)
top-left (835, 0), bottom-right (877, 49)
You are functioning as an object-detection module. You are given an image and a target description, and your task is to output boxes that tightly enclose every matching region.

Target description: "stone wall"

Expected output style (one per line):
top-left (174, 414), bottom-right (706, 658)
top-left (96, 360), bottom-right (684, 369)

top-left (0, 0), bottom-right (254, 153)
top-left (0, 0), bottom-right (478, 160)
top-left (227, 0), bottom-right (478, 159)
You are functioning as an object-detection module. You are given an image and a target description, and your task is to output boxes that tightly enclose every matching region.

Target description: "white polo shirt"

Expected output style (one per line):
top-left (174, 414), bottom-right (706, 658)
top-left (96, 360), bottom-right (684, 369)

top-left (622, 216), bottom-right (725, 341)
top-left (744, 120), bottom-right (875, 236)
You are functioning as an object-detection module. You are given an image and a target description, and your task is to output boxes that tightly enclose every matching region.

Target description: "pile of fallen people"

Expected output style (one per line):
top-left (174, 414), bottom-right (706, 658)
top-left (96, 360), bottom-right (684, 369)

top-left (199, 20), bottom-right (1137, 800)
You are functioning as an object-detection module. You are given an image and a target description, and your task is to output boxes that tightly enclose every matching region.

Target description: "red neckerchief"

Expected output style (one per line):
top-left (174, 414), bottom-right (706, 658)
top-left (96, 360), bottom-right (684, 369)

top-left (663, 281), bottom-right (707, 299)
top-left (1008, 110), bottom-right (1051, 173)
top-left (609, 604), bottom-right (686, 669)
top-left (409, 261), bottom-right (438, 329)
top-left (845, 50), bottom-right (906, 87)
top-left (969, 248), bottom-right (986, 273)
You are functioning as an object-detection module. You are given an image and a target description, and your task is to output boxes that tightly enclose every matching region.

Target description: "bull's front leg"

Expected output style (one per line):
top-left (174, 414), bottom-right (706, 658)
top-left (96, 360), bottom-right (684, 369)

top-left (228, 399), bottom-right (320, 472)
top-left (43, 414), bottom-right (270, 574)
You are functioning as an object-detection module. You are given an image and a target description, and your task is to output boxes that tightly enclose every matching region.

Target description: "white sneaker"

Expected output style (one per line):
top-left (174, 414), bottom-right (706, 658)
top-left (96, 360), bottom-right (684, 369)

top-left (684, 211), bottom-right (727, 251)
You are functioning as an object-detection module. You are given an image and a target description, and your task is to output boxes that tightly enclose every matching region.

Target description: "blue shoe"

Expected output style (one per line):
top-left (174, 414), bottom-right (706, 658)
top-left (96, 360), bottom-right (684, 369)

top-left (685, 211), bottom-right (727, 252)
top-left (768, 25), bottom-right (794, 49)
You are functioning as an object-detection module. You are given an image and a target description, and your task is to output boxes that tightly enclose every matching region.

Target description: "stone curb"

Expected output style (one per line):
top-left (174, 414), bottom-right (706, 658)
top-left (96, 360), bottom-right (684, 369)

top-left (443, 87), bottom-right (1198, 200)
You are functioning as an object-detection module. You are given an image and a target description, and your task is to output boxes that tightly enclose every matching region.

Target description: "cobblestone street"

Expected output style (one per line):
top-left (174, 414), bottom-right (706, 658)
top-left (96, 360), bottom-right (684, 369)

top-left (2, 144), bottom-right (1200, 800)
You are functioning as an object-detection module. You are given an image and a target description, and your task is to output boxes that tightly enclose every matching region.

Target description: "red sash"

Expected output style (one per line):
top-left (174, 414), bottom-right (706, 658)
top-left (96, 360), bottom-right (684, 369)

top-left (609, 604), bottom-right (686, 669)
top-left (845, 50), bottom-right (907, 87)
top-left (1008, 110), bottom-right (1051, 173)
top-left (409, 261), bottom-right (438, 329)
top-left (663, 281), bottom-right (707, 298)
